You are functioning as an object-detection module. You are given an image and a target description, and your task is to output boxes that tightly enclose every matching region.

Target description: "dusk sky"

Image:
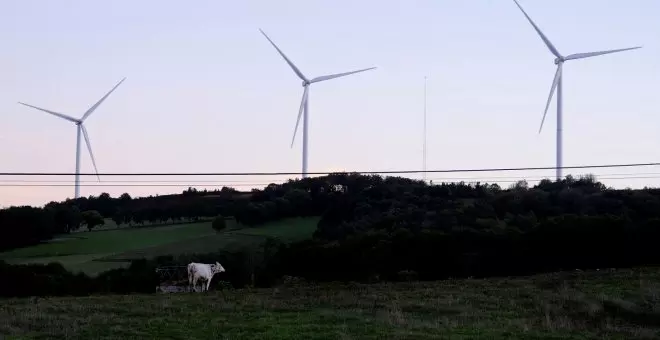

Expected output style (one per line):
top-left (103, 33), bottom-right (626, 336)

top-left (1, 0), bottom-right (659, 207)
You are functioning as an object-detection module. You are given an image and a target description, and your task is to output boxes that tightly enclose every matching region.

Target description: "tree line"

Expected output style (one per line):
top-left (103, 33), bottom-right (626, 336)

top-left (0, 175), bottom-right (336, 251)
top-left (0, 187), bottom-right (241, 250)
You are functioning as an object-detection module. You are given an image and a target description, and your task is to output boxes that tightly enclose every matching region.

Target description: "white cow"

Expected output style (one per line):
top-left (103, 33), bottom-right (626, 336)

top-left (187, 261), bottom-right (226, 292)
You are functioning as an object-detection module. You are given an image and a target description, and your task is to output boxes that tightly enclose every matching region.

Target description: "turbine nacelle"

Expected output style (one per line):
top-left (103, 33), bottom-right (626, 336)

top-left (302, 80), bottom-right (310, 87)
top-left (554, 57), bottom-right (564, 65)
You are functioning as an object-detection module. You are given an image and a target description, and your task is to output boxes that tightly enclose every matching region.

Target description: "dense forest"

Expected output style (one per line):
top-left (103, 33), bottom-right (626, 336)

top-left (2, 172), bottom-right (660, 291)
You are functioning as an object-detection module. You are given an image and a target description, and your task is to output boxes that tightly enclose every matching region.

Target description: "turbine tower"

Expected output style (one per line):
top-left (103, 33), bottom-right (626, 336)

top-left (18, 78), bottom-right (126, 199)
top-left (423, 76), bottom-right (428, 183)
top-left (259, 29), bottom-right (376, 178)
top-left (512, 0), bottom-right (641, 180)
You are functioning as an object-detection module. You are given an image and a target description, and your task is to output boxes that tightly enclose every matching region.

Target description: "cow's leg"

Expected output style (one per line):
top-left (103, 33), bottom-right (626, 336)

top-left (192, 276), bottom-right (199, 293)
top-left (206, 276), bottom-right (212, 292)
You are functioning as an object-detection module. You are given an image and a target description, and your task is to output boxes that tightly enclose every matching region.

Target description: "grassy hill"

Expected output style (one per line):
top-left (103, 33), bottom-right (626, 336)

top-left (0, 217), bottom-right (319, 275)
top-left (1, 268), bottom-right (659, 339)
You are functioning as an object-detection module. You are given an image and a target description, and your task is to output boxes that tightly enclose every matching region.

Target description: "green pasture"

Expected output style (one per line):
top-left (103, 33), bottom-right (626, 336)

top-left (103, 217), bottom-right (318, 262)
top-left (68, 217), bottom-right (214, 233)
top-left (0, 217), bottom-right (319, 275)
top-left (2, 268), bottom-right (660, 339)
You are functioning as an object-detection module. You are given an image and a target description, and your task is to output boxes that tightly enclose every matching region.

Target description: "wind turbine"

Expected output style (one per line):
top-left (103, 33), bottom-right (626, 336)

top-left (259, 29), bottom-right (376, 178)
top-left (512, 0), bottom-right (642, 180)
top-left (18, 78), bottom-right (126, 199)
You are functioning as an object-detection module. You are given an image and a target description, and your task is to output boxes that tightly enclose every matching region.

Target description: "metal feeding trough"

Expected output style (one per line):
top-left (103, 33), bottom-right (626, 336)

top-left (155, 266), bottom-right (191, 293)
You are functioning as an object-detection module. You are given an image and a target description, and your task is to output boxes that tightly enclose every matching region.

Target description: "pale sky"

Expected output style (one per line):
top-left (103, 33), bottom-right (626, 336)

top-left (1, 0), bottom-right (659, 207)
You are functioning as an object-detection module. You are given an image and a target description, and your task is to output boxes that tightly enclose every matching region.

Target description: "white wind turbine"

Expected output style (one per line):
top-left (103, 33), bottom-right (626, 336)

top-left (18, 78), bottom-right (126, 199)
top-left (259, 29), bottom-right (376, 178)
top-left (512, 0), bottom-right (642, 180)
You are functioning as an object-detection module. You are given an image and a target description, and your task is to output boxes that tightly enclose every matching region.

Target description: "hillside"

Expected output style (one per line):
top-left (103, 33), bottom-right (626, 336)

top-left (1, 268), bottom-right (659, 339)
top-left (3, 173), bottom-right (660, 296)
top-left (0, 217), bottom-right (319, 275)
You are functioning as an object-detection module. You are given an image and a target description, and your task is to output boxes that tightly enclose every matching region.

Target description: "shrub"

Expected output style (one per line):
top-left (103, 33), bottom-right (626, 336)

top-left (0, 260), bottom-right (96, 297)
top-left (212, 215), bottom-right (227, 232)
top-left (96, 259), bottom-right (158, 294)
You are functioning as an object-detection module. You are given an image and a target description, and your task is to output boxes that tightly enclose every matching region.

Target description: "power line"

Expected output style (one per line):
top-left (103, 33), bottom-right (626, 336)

top-left (0, 179), bottom-right (272, 183)
top-left (2, 161), bottom-right (660, 177)
top-left (0, 183), bottom-right (269, 187)
top-left (3, 175), bottom-right (660, 188)
top-left (5, 171), bottom-right (660, 183)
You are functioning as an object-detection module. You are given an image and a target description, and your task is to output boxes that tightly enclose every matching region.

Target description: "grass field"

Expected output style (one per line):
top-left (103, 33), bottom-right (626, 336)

top-left (69, 217), bottom-right (205, 233)
top-left (0, 217), bottom-right (319, 275)
top-left (1, 268), bottom-right (659, 339)
top-left (100, 217), bottom-right (320, 262)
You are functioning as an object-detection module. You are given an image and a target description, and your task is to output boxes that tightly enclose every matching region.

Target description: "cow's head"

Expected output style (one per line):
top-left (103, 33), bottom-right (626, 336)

top-left (212, 262), bottom-right (226, 274)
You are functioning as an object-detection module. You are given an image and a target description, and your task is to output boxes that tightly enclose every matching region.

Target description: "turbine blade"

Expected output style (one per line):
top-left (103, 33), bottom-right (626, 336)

top-left (310, 67), bottom-right (377, 83)
top-left (291, 86), bottom-right (309, 148)
top-left (564, 46), bottom-right (642, 61)
top-left (512, 0), bottom-right (562, 58)
top-left (259, 29), bottom-right (308, 82)
top-left (80, 77), bottom-right (126, 122)
top-left (539, 64), bottom-right (562, 134)
top-left (17, 102), bottom-right (78, 123)
top-left (81, 124), bottom-right (100, 181)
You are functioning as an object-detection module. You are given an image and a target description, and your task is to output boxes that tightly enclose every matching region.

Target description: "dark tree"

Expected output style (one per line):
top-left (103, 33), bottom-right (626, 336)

top-left (111, 210), bottom-right (123, 228)
top-left (81, 210), bottom-right (104, 231)
top-left (212, 215), bottom-right (227, 232)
